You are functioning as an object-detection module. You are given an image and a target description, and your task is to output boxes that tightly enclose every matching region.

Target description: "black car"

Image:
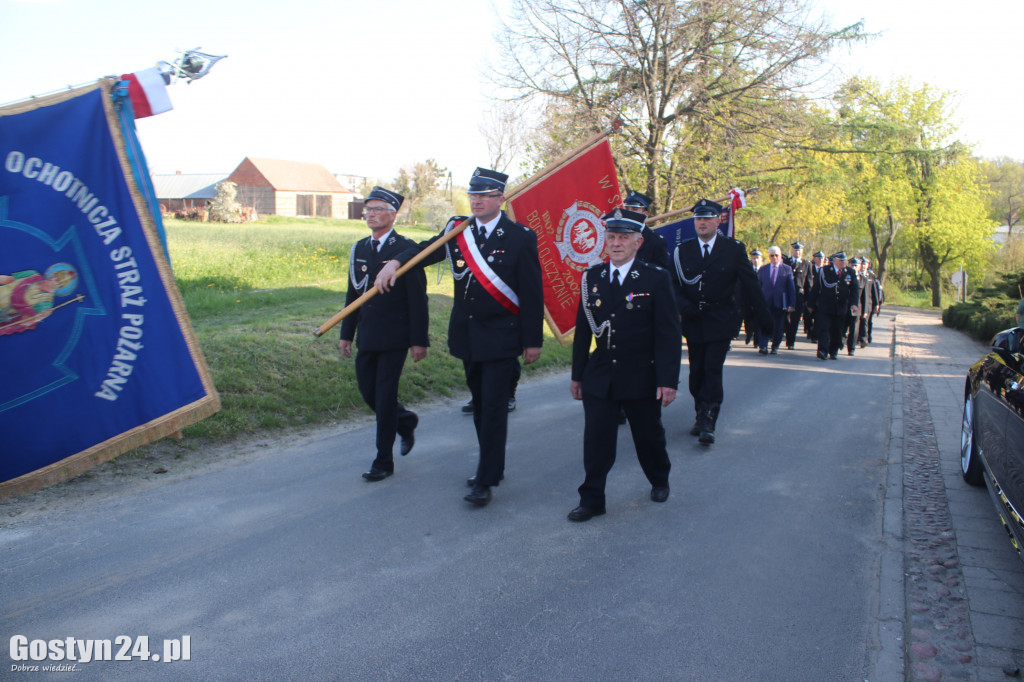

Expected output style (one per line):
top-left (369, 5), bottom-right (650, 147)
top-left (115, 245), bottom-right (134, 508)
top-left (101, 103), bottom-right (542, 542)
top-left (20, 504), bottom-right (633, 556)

top-left (961, 326), bottom-right (1024, 561)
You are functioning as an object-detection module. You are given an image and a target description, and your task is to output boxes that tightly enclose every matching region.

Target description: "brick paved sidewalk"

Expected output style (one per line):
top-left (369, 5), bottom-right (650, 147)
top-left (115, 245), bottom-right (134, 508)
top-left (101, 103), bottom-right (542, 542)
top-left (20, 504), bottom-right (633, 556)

top-left (887, 307), bottom-right (1024, 681)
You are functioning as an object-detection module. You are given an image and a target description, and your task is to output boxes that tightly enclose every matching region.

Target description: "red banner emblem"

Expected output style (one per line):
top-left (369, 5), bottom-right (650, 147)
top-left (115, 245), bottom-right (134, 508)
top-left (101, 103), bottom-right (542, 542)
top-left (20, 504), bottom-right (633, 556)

top-left (508, 141), bottom-right (621, 343)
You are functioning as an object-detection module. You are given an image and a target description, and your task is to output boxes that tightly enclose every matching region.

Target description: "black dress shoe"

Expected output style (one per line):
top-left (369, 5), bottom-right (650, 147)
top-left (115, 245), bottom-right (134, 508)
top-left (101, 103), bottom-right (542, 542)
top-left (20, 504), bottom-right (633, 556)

top-left (769, 348), bottom-right (778, 355)
top-left (507, 396), bottom-right (517, 412)
top-left (650, 486), bottom-right (670, 503)
top-left (399, 413), bottom-right (418, 456)
top-left (817, 351), bottom-right (827, 360)
top-left (786, 344), bottom-right (794, 350)
top-left (464, 485), bottom-right (491, 506)
top-left (698, 429), bottom-right (715, 444)
top-left (829, 354), bottom-right (838, 360)
top-left (461, 399), bottom-right (474, 415)
top-left (758, 347), bottom-right (768, 355)
top-left (362, 467), bottom-right (392, 482)
top-left (567, 505), bottom-right (606, 522)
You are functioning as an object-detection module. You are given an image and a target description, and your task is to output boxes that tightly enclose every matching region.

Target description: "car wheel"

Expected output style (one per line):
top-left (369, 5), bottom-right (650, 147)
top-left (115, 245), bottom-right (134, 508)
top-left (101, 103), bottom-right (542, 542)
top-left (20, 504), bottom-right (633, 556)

top-left (961, 387), bottom-right (985, 486)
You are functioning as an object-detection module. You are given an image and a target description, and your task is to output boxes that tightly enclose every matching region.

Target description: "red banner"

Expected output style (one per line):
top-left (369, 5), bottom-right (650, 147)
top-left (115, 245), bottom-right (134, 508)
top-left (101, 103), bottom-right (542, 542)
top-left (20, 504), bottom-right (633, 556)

top-left (507, 141), bottom-right (621, 343)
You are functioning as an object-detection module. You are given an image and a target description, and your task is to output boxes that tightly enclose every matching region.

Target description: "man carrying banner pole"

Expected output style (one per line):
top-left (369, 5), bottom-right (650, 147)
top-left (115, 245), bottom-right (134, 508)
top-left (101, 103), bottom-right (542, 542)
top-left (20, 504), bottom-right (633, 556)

top-left (374, 168), bottom-right (544, 508)
top-left (671, 199), bottom-right (770, 444)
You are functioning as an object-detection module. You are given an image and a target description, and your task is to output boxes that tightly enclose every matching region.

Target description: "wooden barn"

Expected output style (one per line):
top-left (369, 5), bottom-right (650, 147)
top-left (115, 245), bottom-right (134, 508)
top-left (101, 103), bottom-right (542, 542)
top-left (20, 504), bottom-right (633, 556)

top-left (226, 157), bottom-right (355, 218)
top-left (152, 172), bottom-right (225, 216)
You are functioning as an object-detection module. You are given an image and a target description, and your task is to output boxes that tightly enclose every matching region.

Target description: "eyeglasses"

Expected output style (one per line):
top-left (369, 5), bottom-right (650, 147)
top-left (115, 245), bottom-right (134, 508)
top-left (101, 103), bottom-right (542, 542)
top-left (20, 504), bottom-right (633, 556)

top-left (363, 207), bottom-right (392, 216)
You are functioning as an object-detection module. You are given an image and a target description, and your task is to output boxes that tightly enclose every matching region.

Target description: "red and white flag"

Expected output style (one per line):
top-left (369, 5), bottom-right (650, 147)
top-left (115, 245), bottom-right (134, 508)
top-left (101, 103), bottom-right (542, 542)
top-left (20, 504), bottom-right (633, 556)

top-left (507, 140), bottom-right (621, 342)
top-left (120, 68), bottom-right (173, 119)
top-left (721, 187), bottom-right (746, 238)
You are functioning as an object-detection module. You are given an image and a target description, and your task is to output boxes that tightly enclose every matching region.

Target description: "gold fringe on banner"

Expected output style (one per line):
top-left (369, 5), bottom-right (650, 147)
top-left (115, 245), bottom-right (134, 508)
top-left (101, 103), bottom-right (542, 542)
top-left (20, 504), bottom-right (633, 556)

top-left (0, 80), bottom-right (220, 502)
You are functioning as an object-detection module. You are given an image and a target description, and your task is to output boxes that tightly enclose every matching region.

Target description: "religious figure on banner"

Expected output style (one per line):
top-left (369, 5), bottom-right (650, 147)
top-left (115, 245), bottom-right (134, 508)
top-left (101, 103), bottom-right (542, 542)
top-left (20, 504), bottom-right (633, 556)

top-left (0, 264), bottom-right (82, 336)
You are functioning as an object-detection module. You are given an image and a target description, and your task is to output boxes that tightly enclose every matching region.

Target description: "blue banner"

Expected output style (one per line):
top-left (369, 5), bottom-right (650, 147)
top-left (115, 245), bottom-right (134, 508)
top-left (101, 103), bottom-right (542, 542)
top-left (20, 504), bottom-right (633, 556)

top-left (654, 217), bottom-right (696, 250)
top-left (0, 82), bottom-right (218, 493)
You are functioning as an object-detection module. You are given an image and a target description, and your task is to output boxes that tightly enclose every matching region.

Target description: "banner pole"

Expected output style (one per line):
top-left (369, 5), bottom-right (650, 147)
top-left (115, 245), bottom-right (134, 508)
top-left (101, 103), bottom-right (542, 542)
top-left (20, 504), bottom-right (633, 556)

top-left (646, 186), bottom-right (760, 226)
top-left (313, 219), bottom-right (472, 337)
top-left (314, 120), bottom-right (623, 338)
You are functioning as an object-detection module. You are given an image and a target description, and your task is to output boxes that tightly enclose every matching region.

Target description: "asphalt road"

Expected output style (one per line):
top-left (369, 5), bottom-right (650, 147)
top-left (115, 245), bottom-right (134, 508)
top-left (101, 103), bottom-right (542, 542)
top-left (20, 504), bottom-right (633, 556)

top-left (2, 321), bottom-right (895, 681)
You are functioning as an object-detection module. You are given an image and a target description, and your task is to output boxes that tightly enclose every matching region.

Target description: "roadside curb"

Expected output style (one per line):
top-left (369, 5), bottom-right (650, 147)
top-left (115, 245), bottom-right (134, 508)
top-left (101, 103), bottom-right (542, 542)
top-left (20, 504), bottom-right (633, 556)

top-left (875, 312), bottom-right (906, 680)
top-left (887, 308), bottom-right (1024, 681)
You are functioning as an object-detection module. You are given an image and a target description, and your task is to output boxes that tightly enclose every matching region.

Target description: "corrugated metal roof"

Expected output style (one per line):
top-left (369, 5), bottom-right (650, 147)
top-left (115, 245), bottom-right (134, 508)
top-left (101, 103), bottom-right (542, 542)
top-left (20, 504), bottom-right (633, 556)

top-left (152, 173), bottom-right (226, 199)
top-left (243, 157), bottom-right (349, 192)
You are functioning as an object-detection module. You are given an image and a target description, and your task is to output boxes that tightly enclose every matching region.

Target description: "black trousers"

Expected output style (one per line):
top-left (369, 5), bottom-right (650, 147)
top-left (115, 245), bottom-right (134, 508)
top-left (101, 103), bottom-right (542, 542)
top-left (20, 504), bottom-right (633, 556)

top-left (815, 311), bottom-right (846, 357)
top-left (846, 314), bottom-right (860, 353)
top-left (578, 394), bottom-right (670, 509)
top-left (685, 338), bottom-right (731, 405)
top-left (859, 312), bottom-right (876, 344)
top-left (355, 348), bottom-right (417, 472)
top-left (464, 357), bottom-right (518, 487)
top-left (784, 293), bottom-right (804, 346)
top-left (758, 306), bottom-right (786, 350)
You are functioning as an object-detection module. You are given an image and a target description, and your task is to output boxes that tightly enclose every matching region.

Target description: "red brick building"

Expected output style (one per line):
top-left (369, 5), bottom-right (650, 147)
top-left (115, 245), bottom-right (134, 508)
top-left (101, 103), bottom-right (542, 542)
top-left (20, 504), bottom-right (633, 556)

top-left (226, 157), bottom-right (355, 218)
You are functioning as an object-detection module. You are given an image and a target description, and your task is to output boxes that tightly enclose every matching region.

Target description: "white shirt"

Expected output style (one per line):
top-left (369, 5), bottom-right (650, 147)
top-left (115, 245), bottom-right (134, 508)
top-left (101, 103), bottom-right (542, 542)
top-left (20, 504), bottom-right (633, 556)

top-left (609, 258), bottom-right (636, 285)
top-left (698, 234), bottom-right (717, 256)
top-left (475, 215), bottom-right (501, 240)
top-left (370, 229), bottom-right (394, 251)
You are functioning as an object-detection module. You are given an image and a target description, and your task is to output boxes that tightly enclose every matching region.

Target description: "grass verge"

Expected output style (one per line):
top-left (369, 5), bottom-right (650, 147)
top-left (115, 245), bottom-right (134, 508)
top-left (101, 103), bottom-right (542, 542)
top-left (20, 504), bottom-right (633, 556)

top-left (162, 217), bottom-right (573, 446)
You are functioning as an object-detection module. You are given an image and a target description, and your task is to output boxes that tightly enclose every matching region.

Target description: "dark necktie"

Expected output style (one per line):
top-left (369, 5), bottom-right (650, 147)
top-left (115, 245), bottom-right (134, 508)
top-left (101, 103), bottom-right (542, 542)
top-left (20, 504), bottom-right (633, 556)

top-left (370, 239), bottom-right (380, 262)
top-left (610, 268), bottom-right (621, 299)
top-left (475, 223), bottom-right (487, 248)
top-left (703, 243), bottom-right (710, 259)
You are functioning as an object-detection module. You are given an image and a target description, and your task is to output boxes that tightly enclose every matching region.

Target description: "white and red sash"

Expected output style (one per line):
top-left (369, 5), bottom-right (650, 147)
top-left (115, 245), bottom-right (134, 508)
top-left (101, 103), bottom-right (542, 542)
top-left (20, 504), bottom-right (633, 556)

top-left (451, 221), bottom-right (520, 315)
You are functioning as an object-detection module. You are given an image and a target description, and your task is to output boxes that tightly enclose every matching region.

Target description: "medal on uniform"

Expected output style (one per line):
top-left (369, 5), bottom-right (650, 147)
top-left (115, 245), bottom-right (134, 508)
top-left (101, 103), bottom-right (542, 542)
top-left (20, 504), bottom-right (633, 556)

top-left (595, 299), bottom-right (602, 307)
top-left (361, 265), bottom-right (367, 272)
top-left (457, 259), bottom-right (465, 267)
top-left (487, 255), bottom-right (494, 262)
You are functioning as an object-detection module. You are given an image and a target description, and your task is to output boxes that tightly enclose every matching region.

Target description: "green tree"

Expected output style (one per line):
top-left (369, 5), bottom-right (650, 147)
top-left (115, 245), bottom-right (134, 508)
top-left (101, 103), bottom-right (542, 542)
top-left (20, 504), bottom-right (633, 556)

top-left (393, 159), bottom-right (449, 223)
top-left (915, 158), bottom-right (996, 303)
top-left (819, 79), bottom-right (994, 304)
top-left (495, 0), bottom-right (863, 211)
top-left (981, 157), bottom-right (1024, 242)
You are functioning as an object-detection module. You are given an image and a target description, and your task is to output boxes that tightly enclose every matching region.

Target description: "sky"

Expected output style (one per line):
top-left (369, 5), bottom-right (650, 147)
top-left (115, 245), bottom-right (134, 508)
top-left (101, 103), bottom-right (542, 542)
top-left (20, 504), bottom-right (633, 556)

top-left (1, 0), bottom-right (1021, 187)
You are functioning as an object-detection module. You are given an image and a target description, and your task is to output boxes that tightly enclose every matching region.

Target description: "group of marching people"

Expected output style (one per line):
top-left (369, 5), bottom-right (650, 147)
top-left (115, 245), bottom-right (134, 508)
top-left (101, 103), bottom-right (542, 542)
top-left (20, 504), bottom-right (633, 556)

top-left (343, 171), bottom-right (884, 522)
top-left (741, 243), bottom-right (884, 360)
